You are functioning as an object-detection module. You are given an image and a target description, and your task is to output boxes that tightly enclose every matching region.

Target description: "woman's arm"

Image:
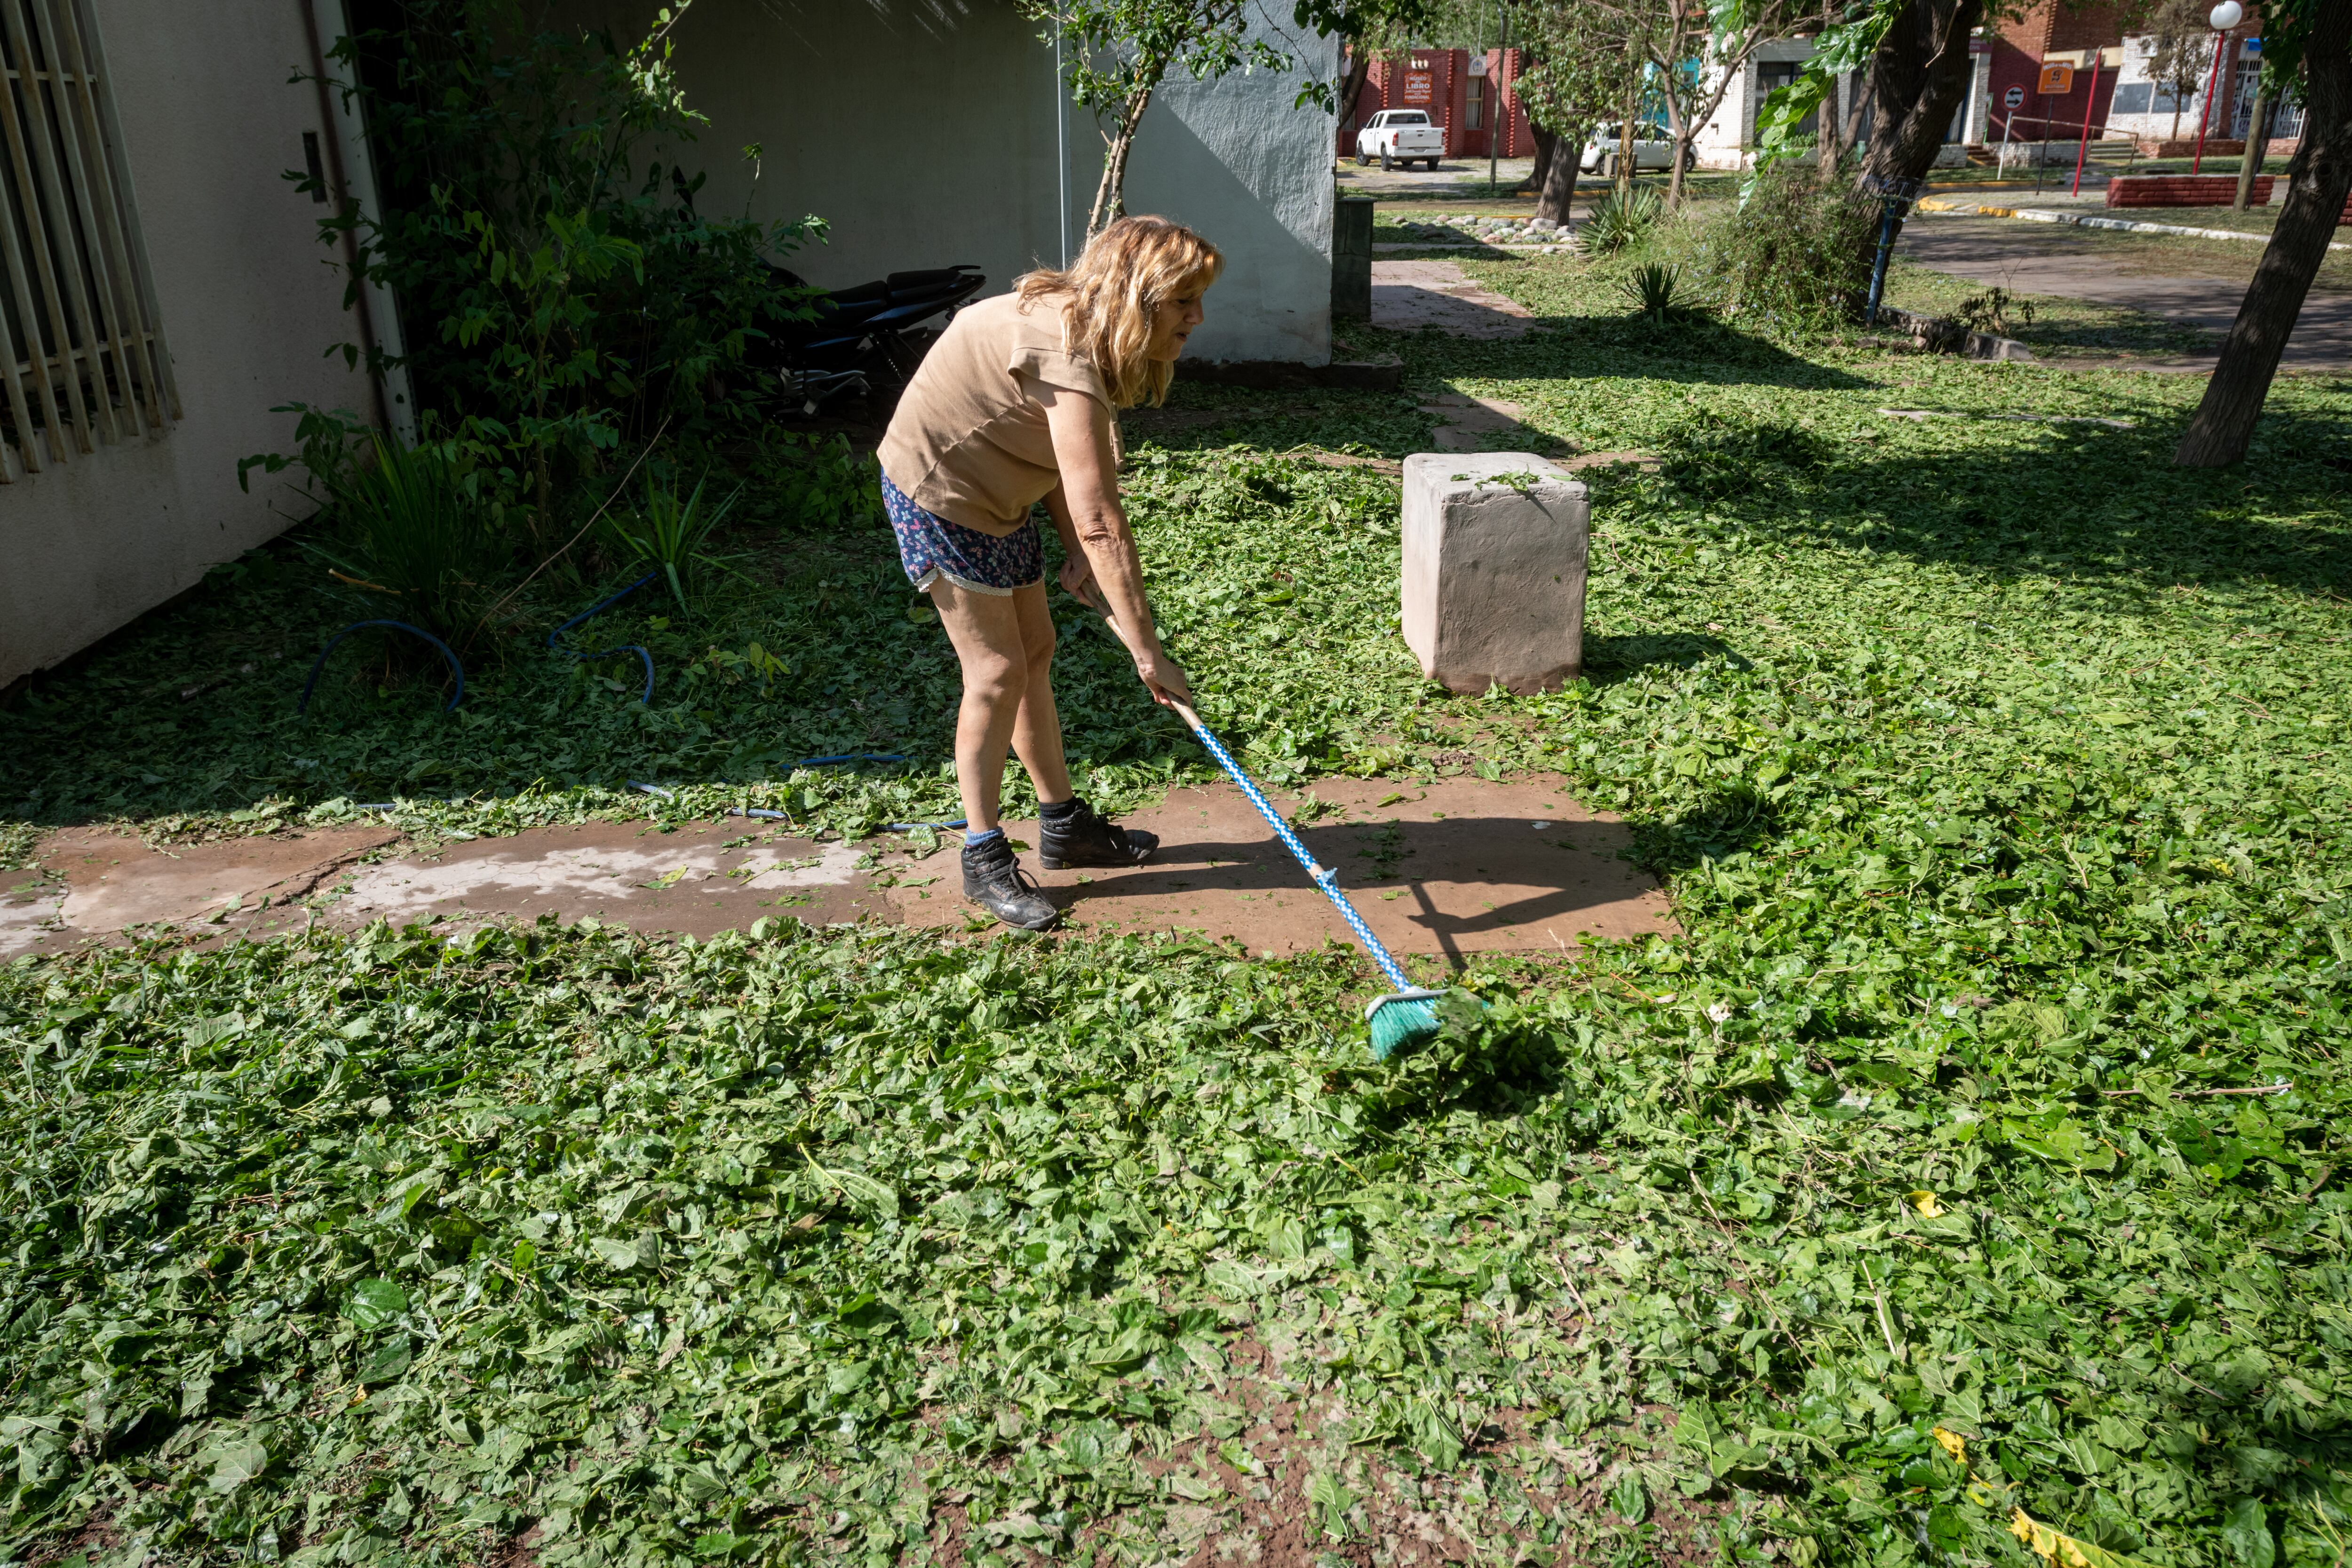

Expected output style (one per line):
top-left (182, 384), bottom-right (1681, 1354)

top-left (1037, 384), bottom-right (1191, 706)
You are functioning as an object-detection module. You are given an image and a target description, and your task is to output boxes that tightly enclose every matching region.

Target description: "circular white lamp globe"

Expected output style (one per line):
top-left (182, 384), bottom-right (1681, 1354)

top-left (2209, 0), bottom-right (2242, 28)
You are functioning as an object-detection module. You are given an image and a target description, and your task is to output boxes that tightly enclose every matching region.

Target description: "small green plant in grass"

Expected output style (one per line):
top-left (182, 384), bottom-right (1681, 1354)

top-left (300, 429), bottom-right (507, 645)
top-left (1955, 285), bottom-right (2035, 337)
top-left (1620, 261), bottom-right (1699, 322)
top-left (601, 472), bottom-right (744, 611)
top-left (1577, 185), bottom-right (1662, 255)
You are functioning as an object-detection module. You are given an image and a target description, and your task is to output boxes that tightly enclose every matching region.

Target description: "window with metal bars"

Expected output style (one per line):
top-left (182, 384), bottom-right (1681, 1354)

top-left (0, 0), bottom-right (176, 481)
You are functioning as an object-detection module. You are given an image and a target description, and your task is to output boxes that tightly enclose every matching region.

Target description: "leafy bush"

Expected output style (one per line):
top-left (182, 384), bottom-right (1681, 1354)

top-left (1577, 184), bottom-right (1662, 255)
top-left (1707, 161), bottom-right (1875, 332)
top-left (309, 0), bottom-right (822, 529)
top-left (752, 430), bottom-right (887, 532)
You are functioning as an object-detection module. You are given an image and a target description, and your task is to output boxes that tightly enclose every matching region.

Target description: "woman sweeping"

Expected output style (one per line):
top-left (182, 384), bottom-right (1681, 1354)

top-left (877, 216), bottom-right (1219, 931)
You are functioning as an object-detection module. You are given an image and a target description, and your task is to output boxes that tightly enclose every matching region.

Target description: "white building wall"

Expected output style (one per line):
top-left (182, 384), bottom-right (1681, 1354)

top-left (1, 0), bottom-right (381, 687)
top-left (565, 1), bottom-right (1335, 367)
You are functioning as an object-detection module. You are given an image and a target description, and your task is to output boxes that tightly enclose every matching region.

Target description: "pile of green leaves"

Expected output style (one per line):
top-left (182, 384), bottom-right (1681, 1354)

top-left (1702, 162), bottom-right (1876, 334)
top-left (8, 247), bottom-right (2352, 1566)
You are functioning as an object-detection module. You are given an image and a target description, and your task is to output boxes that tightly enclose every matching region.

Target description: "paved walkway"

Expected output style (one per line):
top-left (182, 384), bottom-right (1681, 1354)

top-left (1899, 214), bottom-right (2352, 370)
top-left (1371, 259), bottom-right (1537, 337)
top-left (0, 777), bottom-right (1676, 964)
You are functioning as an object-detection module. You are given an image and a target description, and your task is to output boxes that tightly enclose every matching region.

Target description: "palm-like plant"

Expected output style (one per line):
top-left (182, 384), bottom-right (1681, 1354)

top-left (601, 473), bottom-right (745, 612)
top-left (1621, 261), bottom-right (1691, 321)
top-left (301, 432), bottom-right (502, 643)
top-left (1578, 185), bottom-right (1663, 255)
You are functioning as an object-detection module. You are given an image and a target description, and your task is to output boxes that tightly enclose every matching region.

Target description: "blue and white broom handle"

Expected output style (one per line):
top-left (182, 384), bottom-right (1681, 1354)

top-left (1171, 700), bottom-right (1416, 995)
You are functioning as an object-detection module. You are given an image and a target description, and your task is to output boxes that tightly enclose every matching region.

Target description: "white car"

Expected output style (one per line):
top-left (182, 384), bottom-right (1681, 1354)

top-left (1579, 122), bottom-right (1693, 176)
top-left (1356, 109), bottom-right (1445, 171)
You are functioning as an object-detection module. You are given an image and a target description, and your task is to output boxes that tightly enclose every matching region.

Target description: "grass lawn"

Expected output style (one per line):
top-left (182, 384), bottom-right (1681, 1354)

top-left (4, 243), bottom-right (2352, 1568)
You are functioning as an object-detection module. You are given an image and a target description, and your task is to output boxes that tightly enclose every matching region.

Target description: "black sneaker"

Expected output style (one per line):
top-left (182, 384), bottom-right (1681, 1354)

top-left (961, 836), bottom-right (1060, 930)
top-left (1038, 798), bottom-right (1159, 870)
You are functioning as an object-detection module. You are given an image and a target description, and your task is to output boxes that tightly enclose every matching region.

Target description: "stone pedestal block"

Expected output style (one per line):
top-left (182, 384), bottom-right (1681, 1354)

top-left (1401, 452), bottom-right (1588, 694)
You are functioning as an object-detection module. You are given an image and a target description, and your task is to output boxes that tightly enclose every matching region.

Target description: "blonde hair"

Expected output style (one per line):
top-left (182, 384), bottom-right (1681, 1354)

top-left (1015, 216), bottom-right (1223, 409)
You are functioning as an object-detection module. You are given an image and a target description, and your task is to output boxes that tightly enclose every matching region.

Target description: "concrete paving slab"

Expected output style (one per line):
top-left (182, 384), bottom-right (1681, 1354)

top-left (324, 820), bottom-right (890, 938)
top-left (882, 777), bottom-right (1675, 960)
top-left (1373, 260), bottom-right (1537, 338)
top-left (8, 779), bottom-right (1674, 961)
top-left (55, 824), bottom-right (401, 930)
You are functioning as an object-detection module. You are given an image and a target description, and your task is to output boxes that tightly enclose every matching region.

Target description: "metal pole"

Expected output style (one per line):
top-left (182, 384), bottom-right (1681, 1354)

top-left (2233, 75), bottom-right (2269, 210)
top-left (1488, 3), bottom-right (1500, 197)
top-left (1056, 21), bottom-right (1070, 262)
top-left (1866, 199), bottom-right (1898, 324)
top-left (2036, 94), bottom-right (2048, 192)
top-left (2191, 26), bottom-right (2225, 175)
top-left (2071, 52), bottom-right (2100, 195)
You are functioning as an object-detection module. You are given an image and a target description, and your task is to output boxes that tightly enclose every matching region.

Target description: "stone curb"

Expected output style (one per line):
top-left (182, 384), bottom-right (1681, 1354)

top-left (1914, 198), bottom-right (2352, 252)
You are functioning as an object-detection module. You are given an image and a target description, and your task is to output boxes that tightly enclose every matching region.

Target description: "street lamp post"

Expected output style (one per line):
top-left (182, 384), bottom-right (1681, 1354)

top-left (2191, 0), bottom-right (2242, 176)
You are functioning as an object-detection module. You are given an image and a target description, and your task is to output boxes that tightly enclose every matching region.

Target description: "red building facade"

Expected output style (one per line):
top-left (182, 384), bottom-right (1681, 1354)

top-left (1341, 48), bottom-right (1534, 159)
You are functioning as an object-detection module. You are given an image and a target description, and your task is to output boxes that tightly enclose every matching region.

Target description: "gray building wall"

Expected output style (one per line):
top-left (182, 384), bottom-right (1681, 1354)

top-left (570, 0), bottom-right (1335, 366)
top-left (1, 0), bottom-right (379, 688)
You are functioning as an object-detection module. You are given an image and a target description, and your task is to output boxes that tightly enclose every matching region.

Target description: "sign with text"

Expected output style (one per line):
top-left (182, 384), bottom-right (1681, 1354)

top-left (2037, 62), bottom-right (2075, 95)
top-left (1403, 71), bottom-right (1434, 103)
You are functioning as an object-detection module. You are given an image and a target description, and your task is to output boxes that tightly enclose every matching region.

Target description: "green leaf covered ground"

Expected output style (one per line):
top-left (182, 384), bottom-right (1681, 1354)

top-left (4, 247), bottom-right (2351, 1567)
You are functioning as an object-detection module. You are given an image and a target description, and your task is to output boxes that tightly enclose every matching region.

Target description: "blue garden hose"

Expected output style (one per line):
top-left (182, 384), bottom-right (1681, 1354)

top-left (298, 621), bottom-right (465, 714)
top-left (551, 573), bottom-right (658, 703)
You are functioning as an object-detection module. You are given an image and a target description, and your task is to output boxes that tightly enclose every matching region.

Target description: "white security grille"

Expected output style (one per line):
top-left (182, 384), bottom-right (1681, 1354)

top-left (0, 0), bottom-right (176, 480)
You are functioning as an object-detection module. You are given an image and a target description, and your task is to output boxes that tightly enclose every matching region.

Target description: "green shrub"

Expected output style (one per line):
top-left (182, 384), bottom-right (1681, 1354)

top-left (1577, 184), bottom-right (1663, 255)
top-left (753, 430), bottom-right (886, 532)
top-left (307, 0), bottom-right (823, 527)
top-left (302, 429), bottom-right (508, 644)
top-left (1706, 161), bottom-right (1875, 333)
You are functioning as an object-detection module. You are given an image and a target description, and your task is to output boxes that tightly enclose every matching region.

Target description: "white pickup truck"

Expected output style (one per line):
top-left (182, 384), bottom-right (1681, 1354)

top-left (1355, 110), bottom-right (1445, 171)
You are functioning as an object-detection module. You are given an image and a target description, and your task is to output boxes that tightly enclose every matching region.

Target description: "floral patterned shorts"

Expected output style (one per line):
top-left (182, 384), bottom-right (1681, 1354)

top-left (881, 472), bottom-right (1042, 596)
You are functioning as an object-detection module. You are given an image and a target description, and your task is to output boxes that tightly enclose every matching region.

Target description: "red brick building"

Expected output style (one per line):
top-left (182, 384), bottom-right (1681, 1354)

top-left (1987, 0), bottom-right (2287, 155)
top-left (1340, 48), bottom-right (1534, 159)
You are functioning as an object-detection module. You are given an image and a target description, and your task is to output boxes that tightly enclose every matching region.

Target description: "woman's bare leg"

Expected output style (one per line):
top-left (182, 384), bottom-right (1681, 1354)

top-left (1007, 582), bottom-right (1074, 810)
top-left (932, 579), bottom-right (1071, 831)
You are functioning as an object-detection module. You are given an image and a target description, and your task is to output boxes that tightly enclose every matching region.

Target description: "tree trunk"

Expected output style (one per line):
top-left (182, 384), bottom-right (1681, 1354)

top-left (1661, 83), bottom-right (1690, 208)
top-left (1823, 75), bottom-right (1869, 188)
top-left (1617, 83), bottom-right (1637, 195)
top-left (1089, 84), bottom-right (1158, 240)
top-left (1535, 121), bottom-right (1583, 223)
top-left (1528, 121), bottom-right (1556, 195)
top-left (1337, 52), bottom-right (1374, 141)
top-left (2233, 80), bottom-right (2270, 209)
top-left (1853, 0), bottom-right (1985, 278)
top-left (2176, 11), bottom-right (2352, 465)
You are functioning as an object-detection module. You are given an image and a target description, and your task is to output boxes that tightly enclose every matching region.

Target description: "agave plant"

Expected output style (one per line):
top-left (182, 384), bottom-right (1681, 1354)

top-left (1621, 262), bottom-right (1693, 322)
top-left (301, 432), bottom-right (504, 643)
top-left (1577, 185), bottom-right (1663, 256)
top-left (601, 473), bottom-right (745, 612)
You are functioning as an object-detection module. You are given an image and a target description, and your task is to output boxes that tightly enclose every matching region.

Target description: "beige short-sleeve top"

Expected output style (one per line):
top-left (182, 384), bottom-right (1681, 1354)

top-left (876, 291), bottom-right (1114, 536)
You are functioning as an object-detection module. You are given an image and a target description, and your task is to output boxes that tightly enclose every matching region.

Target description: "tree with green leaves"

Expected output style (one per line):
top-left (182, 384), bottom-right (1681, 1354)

top-left (2176, 1), bottom-right (2352, 464)
top-left (1028, 0), bottom-right (1432, 241)
top-left (1026, 1), bottom-right (1299, 241)
top-left (1510, 0), bottom-right (1647, 223)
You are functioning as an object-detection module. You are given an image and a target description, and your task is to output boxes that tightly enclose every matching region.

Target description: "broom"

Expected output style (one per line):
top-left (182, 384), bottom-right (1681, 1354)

top-left (1170, 699), bottom-right (1443, 1060)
